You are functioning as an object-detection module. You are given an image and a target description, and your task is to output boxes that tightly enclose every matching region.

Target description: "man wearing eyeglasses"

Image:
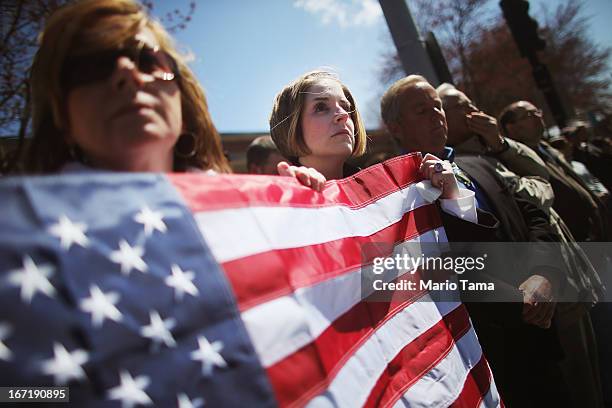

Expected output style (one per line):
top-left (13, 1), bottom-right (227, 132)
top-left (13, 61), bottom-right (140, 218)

top-left (440, 93), bottom-right (605, 408)
top-left (381, 77), bottom-right (577, 408)
top-left (499, 101), bottom-right (607, 244)
top-left (500, 102), bottom-right (612, 407)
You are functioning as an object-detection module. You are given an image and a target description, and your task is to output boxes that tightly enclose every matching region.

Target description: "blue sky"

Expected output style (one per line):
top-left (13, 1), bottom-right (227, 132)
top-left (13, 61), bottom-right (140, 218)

top-left (154, 0), bottom-right (612, 134)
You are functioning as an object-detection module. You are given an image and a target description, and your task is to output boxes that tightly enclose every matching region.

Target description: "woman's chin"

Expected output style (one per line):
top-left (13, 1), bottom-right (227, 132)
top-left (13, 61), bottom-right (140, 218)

top-left (112, 122), bottom-right (179, 144)
top-left (334, 145), bottom-right (354, 161)
top-left (336, 140), bottom-right (355, 156)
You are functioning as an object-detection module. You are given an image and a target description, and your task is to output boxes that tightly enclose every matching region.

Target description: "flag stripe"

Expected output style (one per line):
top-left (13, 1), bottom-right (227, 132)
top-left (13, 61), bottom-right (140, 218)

top-left (269, 300), bottom-right (470, 408)
top-left (266, 299), bottom-right (412, 408)
top-left (448, 355), bottom-right (494, 408)
top-left (194, 183), bottom-right (436, 263)
top-left (390, 327), bottom-right (485, 408)
top-left (363, 303), bottom-right (472, 408)
top-left (303, 298), bottom-right (462, 408)
top-left (222, 206), bottom-right (443, 311)
top-left (479, 372), bottom-right (503, 408)
top-left (239, 231), bottom-right (445, 368)
top-left (169, 154), bottom-right (422, 212)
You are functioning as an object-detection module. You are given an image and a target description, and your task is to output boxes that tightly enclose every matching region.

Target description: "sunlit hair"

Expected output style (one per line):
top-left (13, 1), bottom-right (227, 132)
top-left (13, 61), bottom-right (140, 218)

top-left (498, 100), bottom-right (532, 137)
top-left (435, 83), bottom-right (458, 100)
top-left (269, 70), bottom-right (367, 163)
top-left (24, 0), bottom-right (230, 173)
top-left (380, 74), bottom-right (429, 130)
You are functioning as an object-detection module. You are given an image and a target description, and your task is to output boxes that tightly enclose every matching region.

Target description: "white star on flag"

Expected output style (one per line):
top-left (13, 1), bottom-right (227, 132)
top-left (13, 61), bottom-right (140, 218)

top-left (47, 214), bottom-right (89, 250)
top-left (8, 255), bottom-right (56, 303)
top-left (134, 206), bottom-right (167, 237)
top-left (165, 264), bottom-right (199, 301)
top-left (140, 310), bottom-right (176, 350)
top-left (41, 342), bottom-right (89, 385)
top-left (107, 370), bottom-right (153, 408)
top-left (190, 335), bottom-right (227, 377)
top-left (109, 239), bottom-right (148, 275)
top-left (0, 323), bottom-right (12, 361)
top-left (79, 285), bottom-right (123, 327)
top-left (178, 393), bottom-right (205, 408)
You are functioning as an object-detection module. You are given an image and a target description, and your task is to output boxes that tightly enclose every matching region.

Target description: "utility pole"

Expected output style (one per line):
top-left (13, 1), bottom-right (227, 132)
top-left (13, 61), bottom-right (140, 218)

top-left (379, 0), bottom-right (440, 85)
top-left (500, 0), bottom-right (571, 127)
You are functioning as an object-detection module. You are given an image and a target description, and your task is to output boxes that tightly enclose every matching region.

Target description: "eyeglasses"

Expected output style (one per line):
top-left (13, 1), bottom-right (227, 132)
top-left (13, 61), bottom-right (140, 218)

top-left (60, 41), bottom-right (179, 91)
top-left (515, 109), bottom-right (543, 121)
top-left (447, 100), bottom-right (477, 113)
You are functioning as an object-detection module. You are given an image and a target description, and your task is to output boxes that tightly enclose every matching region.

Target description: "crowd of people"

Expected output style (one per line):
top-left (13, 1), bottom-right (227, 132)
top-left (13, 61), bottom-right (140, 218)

top-left (4, 0), bottom-right (612, 406)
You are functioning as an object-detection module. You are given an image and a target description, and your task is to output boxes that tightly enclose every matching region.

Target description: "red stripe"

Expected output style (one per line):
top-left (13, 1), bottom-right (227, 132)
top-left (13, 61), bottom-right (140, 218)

top-left (364, 304), bottom-right (472, 408)
top-left (266, 294), bottom-right (469, 408)
top-left (448, 355), bottom-right (494, 408)
top-left (169, 154), bottom-right (423, 211)
top-left (221, 204), bottom-right (442, 311)
top-left (170, 153), bottom-right (495, 407)
top-left (266, 293), bottom-right (422, 408)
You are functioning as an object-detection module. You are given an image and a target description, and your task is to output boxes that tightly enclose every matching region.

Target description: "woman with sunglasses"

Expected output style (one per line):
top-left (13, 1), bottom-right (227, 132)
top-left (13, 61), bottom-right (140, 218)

top-left (21, 0), bottom-right (325, 190)
top-left (22, 0), bottom-right (230, 174)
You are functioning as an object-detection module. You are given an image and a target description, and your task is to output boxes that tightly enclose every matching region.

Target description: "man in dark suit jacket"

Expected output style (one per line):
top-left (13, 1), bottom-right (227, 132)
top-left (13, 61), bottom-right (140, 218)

top-left (381, 75), bottom-right (569, 408)
top-left (499, 101), bottom-right (607, 243)
top-left (500, 101), bottom-right (610, 408)
top-left (565, 121), bottom-right (612, 192)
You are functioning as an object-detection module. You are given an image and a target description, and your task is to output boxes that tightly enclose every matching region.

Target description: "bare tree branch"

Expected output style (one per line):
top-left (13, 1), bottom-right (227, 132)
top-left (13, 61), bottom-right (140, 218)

top-left (379, 0), bottom-right (611, 118)
top-left (0, 0), bottom-right (196, 144)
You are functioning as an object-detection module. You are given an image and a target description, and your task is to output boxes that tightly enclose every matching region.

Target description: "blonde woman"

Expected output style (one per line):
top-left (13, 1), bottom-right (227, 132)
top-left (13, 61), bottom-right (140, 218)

top-left (270, 70), bottom-right (467, 208)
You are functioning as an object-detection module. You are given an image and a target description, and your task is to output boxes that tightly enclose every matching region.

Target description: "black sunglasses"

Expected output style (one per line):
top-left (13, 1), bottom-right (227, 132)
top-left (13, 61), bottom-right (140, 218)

top-left (60, 41), bottom-right (179, 91)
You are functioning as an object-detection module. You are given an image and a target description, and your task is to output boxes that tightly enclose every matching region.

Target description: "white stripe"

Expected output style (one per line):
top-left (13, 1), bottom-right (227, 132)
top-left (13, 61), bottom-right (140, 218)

top-left (478, 364), bottom-right (502, 408)
top-left (392, 327), bottom-right (484, 408)
top-left (196, 182), bottom-right (432, 263)
top-left (305, 299), bottom-right (462, 408)
top-left (240, 229), bottom-right (446, 367)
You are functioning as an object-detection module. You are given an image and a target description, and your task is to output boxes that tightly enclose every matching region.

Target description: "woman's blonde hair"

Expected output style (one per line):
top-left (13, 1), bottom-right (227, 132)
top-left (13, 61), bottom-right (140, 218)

top-left (24, 0), bottom-right (231, 173)
top-left (269, 70), bottom-right (367, 163)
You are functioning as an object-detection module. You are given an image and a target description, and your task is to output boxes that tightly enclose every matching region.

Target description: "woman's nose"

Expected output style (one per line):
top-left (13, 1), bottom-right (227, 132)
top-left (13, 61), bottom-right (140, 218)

top-left (334, 106), bottom-right (350, 122)
top-left (111, 56), bottom-right (146, 90)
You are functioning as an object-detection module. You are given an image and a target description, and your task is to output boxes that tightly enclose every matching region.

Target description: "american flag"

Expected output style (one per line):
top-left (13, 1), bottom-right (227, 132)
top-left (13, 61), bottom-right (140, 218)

top-left (0, 154), bottom-right (501, 407)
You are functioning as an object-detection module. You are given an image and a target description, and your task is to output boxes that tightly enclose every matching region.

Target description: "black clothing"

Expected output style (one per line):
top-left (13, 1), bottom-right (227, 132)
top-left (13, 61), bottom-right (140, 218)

top-left (450, 153), bottom-right (569, 408)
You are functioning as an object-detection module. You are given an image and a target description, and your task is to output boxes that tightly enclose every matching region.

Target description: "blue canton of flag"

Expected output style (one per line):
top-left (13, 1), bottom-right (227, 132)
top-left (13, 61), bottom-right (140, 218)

top-left (0, 173), bottom-right (276, 407)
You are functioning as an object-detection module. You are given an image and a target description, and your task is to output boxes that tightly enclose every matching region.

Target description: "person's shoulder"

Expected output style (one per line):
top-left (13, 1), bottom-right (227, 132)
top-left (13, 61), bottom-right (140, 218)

top-left (454, 153), bottom-right (496, 171)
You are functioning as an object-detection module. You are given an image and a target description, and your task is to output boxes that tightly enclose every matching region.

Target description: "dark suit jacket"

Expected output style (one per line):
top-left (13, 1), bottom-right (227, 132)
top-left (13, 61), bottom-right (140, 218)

top-left (451, 154), bottom-right (569, 407)
top-left (574, 143), bottom-right (612, 190)
top-left (455, 154), bottom-right (565, 285)
top-left (538, 142), bottom-right (607, 241)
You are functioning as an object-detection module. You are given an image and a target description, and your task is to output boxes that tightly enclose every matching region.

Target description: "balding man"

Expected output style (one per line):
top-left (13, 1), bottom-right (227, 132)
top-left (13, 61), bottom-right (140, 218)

top-left (381, 76), bottom-right (570, 408)
top-left (442, 91), bottom-right (605, 408)
top-left (499, 101), bottom-right (607, 243)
